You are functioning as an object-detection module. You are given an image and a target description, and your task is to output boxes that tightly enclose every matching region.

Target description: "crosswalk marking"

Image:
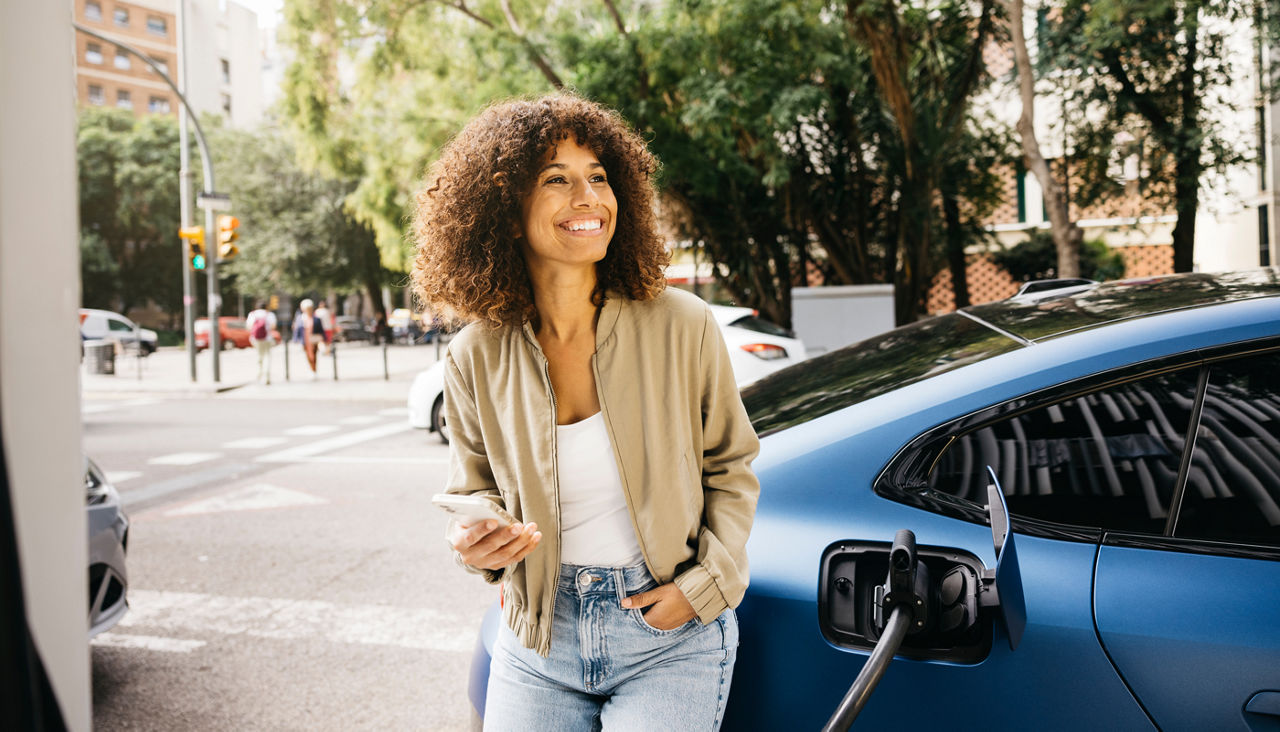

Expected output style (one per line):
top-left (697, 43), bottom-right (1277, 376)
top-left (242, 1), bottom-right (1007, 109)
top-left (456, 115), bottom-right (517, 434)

top-left (222, 436), bottom-right (289, 449)
top-left (377, 407), bottom-right (409, 417)
top-left (339, 415), bottom-right (382, 425)
top-left (166, 483), bottom-right (327, 517)
top-left (257, 421), bottom-right (413, 463)
top-left (92, 633), bottom-right (206, 653)
top-left (283, 425), bottom-right (340, 436)
top-left (119, 590), bottom-right (476, 653)
top-left (148, 452), bottom-right (221, 466)
top-left (105, 471), bottom-right (142, 485)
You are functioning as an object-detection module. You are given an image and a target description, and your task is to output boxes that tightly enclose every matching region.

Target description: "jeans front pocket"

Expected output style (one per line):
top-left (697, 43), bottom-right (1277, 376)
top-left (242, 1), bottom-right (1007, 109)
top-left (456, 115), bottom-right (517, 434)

top-left (629, 606), bottom-right (699, 637)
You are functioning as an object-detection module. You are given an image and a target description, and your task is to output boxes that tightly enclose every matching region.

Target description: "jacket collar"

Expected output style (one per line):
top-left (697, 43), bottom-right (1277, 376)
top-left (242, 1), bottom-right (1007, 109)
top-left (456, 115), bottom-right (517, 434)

top-left (519, 290), bottom-right (623, 355)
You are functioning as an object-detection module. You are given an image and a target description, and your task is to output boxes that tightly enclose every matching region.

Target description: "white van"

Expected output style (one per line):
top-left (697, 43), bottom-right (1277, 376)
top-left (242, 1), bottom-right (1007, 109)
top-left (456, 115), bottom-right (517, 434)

top-left (79, 308), bottom-right (158, 355)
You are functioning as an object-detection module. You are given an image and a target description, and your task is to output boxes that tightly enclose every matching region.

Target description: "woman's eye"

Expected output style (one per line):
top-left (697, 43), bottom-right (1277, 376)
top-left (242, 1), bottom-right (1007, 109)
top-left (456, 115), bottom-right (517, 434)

top-left (591, 174), bottom-right (608, 184)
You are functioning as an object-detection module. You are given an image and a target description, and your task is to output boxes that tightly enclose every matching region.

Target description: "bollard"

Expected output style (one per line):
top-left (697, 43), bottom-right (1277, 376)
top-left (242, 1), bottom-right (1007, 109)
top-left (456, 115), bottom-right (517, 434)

top-left (331, 342), bottom-right (338, 381)
top-left (283, 336), bottom-right (290, 381)
top-left (383, 342), bottom-right (389, 381)
top-left (135, 324), bottom-right (143, 381)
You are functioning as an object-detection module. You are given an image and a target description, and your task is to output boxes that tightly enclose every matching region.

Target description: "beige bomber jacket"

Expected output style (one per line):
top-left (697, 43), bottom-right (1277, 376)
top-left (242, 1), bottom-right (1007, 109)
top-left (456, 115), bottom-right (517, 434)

top-left (442, 286), bottom-right (761, 657)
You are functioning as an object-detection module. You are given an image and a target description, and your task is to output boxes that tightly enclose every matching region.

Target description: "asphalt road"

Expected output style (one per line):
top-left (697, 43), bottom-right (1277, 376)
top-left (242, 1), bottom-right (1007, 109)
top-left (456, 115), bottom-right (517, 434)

top-left (83, 395), bottom-right (492, 731)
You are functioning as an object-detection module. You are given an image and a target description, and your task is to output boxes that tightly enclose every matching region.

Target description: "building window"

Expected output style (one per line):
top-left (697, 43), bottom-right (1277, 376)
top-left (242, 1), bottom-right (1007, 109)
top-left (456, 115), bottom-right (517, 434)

top-left (146, 16), bottom-right (167, 36)
top-left (116, 89), bottom-right (132, 110)
top-left (85, 1), bottom-right (102, 21)
top-left (148, 96), bottom-right (171, 114)
top-left (221, 94), bottom-right (231, 116)
top-left (221, 59), bottom-right (230, 85)
top-left (85, 43), bottom-right (104, 64)
top-left (147, 57), bottom-right (169, 76)
top-left (114, 49), bottom-right (131, 71)
top-left (88, 85), bottom-right (105, 105)
top-left (113, 7), bottom-right (128, 27)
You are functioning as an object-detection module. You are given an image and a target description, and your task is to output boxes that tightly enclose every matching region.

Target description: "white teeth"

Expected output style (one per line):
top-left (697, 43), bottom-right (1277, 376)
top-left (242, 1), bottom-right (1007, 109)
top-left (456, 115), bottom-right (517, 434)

top-left (564, 220), bottom-right (602, 232)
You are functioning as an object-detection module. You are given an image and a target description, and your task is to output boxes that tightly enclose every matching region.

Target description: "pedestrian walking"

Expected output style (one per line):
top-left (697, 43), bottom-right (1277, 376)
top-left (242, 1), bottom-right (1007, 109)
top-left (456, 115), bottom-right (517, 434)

top-left (297, 298), bottom-right (323, 378)
top-left (246, 300), bottom-right (277, 384)
top-left (413, 93), bottom-right (760, 731)
top-left (315, 300), bottom-right (335, 354)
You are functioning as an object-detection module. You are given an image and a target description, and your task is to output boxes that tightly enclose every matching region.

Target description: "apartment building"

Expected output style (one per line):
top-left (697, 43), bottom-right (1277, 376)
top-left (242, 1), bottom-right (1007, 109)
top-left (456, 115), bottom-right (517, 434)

top-left (74, 0), bottom-right (263, 127)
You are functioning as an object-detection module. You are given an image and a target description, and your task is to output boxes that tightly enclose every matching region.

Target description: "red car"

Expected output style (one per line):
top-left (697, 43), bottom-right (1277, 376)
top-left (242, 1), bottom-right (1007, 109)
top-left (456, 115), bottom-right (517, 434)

top-left (194, 317), bottom-right (280, 350)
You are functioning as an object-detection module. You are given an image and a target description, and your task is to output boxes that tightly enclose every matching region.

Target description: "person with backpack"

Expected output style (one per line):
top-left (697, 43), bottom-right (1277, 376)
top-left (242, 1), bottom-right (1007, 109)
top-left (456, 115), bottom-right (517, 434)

top-left (246, 300), bottom-right (277, 385)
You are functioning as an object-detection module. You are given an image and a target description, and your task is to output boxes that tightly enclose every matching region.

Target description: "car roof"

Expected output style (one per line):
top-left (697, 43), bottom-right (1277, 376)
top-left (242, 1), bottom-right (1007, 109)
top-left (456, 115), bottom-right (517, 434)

top-left (743, 268), bottom-right (1280, 437)
top-left (963, 268), bottom-right (1280, 342)
top-left (707, 304), bottom-right (755, 326)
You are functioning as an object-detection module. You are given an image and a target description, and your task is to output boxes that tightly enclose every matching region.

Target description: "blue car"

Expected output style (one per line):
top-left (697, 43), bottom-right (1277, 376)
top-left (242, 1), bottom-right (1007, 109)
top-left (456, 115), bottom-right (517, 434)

top-left (467, 269), bottom-right (1280, 731)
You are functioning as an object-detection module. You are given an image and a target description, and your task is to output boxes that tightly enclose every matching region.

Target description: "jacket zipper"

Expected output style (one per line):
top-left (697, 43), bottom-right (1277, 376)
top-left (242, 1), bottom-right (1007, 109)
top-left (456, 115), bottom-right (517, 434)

top-left (540, 356), bottom-right (563, 650)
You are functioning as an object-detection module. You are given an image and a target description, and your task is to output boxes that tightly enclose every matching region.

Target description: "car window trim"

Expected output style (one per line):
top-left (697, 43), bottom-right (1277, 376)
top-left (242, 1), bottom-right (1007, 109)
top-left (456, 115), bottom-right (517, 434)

top-left (1102, 531), bottom-right (1280, 562)
top-left (878, 335), bottom-right (1280, 551)
top-left (1164, 366), bottom-right (1209, 536)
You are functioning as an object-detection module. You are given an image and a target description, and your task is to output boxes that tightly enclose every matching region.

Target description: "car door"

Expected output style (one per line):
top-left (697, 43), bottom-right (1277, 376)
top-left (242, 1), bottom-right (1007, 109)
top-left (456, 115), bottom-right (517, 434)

top-left (1093, 348), bottom-right (1280, 732)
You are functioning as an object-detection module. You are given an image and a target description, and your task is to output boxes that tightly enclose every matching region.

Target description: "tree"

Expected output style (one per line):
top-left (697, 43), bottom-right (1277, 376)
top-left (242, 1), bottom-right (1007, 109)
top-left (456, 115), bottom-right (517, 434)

top-left (209, 124), bottom-right (391, 319)
top-left (1005, 0), bottom-right (1083, 278)
top-left (77, 108), bottom-right (184, 319)
top-left (1045, 0), bottom-right (1280, 272)
top-left (279, 0), bottom-right (1008, 325)
top-left (845, 0), bottom-right (999, 322)
top-left (994, 230), bottom-right (1125, 282)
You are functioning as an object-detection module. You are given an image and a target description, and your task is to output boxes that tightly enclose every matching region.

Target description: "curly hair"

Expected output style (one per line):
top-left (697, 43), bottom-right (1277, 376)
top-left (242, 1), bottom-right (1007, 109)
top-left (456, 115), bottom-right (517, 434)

top-left (411, 93), bottom-right (669, 327)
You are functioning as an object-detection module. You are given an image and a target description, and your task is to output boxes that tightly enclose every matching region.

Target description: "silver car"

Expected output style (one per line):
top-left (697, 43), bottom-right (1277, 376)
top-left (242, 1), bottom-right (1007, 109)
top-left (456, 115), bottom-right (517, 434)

top-left (86, 458), bottom-right (128, 637)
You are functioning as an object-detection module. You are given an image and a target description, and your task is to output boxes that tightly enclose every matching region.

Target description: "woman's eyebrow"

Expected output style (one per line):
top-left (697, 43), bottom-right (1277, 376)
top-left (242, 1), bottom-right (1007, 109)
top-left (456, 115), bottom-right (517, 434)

top-left (538, 161), bottom-right (604, 174)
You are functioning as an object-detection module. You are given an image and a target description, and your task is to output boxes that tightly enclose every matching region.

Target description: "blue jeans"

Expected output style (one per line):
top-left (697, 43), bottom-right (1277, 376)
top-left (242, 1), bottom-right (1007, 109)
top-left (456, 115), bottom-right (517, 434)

top-left (483, 563), bottom-right (738, 731)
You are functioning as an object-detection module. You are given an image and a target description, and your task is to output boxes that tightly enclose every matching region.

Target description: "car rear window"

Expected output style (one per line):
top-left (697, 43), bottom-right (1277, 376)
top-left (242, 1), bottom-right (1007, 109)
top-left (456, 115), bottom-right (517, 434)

top-left (743, 313), bottom-right (1022, 436)
top-left (729, 315), bottom-right (793, 338)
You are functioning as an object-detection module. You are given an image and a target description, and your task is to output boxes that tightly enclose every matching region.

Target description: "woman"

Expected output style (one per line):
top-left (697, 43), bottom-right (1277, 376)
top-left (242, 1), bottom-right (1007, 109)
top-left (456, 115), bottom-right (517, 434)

top-left (296, 299), bottom-right (322, 377)
top-left (413, 93), bottom-right (759, 730)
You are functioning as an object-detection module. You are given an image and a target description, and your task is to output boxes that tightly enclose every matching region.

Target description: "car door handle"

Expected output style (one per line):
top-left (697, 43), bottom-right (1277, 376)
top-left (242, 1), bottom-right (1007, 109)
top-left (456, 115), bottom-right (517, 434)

top-left (1245, 690), bottom-right (1280, 718)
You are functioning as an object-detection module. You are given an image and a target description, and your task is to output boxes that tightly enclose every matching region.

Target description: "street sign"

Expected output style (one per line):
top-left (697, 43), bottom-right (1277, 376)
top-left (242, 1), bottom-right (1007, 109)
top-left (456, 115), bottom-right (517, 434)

top-left (196, 192), bottom-right (232, 211)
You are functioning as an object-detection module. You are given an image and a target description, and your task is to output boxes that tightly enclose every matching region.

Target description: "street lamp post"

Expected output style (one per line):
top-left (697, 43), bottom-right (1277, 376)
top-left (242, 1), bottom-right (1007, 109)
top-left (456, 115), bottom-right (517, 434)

top-left (73, 20), bottom-right (224, 380)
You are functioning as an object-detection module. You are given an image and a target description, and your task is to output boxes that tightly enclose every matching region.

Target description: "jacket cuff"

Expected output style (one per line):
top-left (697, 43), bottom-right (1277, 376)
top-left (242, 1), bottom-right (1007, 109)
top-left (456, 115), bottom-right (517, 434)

top-left (451, 545), bottom-right (507, 585)
top-left (674, 564), bottom-right (729, 625)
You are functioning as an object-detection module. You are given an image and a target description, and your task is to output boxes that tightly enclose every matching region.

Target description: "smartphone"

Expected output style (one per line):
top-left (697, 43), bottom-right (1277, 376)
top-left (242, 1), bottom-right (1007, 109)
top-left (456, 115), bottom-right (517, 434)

top-left (431, 493), bottom-right (516, 527)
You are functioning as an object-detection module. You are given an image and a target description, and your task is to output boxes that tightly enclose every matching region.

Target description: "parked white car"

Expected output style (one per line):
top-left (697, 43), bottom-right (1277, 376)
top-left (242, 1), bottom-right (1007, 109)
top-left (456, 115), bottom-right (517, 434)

top-left (79, 308), bottom-right (157, 355)
top-left (408, 304), bottom-right (806, 443)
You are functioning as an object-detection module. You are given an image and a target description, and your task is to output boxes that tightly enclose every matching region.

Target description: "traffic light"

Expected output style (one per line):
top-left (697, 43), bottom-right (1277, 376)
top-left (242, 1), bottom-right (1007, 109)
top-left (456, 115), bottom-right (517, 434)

top-left (179, 226), bottom-right (206, 270)
top-left (217, 215), bottom-right (240, 260)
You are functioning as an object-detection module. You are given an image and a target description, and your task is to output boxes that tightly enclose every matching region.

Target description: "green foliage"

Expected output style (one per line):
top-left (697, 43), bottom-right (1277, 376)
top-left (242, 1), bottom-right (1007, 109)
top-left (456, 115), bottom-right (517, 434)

top-left (995, 231), bottom-right (1126, 282)
top-left (1038, 0), bottom-right (1280, 271)
top-left (277, 0), bottom-right (1008, 325)
top-left (77, 108), bottom-right (184, 315)
top-left (208, 124), bottom-right (390, 300)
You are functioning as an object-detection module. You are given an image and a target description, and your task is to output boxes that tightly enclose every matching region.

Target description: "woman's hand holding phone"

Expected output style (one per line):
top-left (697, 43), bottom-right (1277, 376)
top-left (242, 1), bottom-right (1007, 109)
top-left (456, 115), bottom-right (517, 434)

top-left (450, 519), bottom-right (542, 571)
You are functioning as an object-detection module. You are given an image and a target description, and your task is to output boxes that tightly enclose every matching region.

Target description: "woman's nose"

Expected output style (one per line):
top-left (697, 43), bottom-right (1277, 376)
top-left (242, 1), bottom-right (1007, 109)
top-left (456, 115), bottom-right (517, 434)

top-left (571, 179), bottom-right (598, 207)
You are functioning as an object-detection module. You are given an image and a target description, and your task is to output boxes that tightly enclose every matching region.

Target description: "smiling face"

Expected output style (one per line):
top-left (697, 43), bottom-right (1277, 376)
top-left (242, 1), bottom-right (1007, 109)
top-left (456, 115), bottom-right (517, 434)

top-left (518, 138), bottom-right (618, 276)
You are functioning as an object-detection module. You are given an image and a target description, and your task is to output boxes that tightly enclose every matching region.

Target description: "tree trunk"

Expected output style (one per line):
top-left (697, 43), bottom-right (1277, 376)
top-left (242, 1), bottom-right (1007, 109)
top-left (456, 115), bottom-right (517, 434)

top-left (942, 187), bottom-right (970, 309)
top-left (1171, 5), bottom-right (1200, 273)
top-left (1007, 0), bottom-right (1082, 278)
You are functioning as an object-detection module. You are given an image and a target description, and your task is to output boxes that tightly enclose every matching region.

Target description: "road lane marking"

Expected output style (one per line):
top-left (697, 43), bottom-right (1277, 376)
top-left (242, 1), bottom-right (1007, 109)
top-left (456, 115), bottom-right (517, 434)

top-left (339, 415), bottom-right (382, 425)
top-left (82, 397), bottom-right (159, 415)
top-left (256, 421), bottom-right (413, 463)
top-left (148, 452), bottom-right (222, 466)
top-left (92, 633), bottom-right (206, 653)
top-left (166, 483), bottom-right (327, 516)
top-left (378, 407), bottom-right (409, 417)
top-left (222, 436), bottom-right (289, 449)
top-left (121, 462), bottom-right (252, 508)
top-left (280, 456), bottom-right (449, 465)
top-left (105, 471), bottom-right (142, 484)
top-left (284, 425), bottom-right (340, 436)
top-left (120, 589), bottom-right (476, 653)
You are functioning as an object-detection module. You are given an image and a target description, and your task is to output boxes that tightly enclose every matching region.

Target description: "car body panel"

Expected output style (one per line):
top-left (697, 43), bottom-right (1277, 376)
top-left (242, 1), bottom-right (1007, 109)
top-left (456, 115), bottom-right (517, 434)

top-left (195, 316), bottom-right (279, 350)
top-left (79, 308), bottom-right (157, 354)
top-left (86, 458), bottom-right (128, 637)
top-left (710, 305), bottom-right (808, 387)
top-left (1094, 545), bottom-right (1280, 732)
top-left (408, 360), bottom-right (446, 431)
top-left (462, 270), bottom-right (1280, 728)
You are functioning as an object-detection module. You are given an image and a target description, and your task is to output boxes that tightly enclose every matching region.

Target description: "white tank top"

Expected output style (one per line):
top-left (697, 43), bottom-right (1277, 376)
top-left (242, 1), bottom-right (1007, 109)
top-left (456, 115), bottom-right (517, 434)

top-left (555, 412), bottom-right (645, 567)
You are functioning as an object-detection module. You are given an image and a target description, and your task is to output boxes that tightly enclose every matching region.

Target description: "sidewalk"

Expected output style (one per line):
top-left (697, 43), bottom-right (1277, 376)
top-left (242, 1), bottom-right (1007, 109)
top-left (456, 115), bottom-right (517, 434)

top-left (81, 340), bottom-right (445, 402)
